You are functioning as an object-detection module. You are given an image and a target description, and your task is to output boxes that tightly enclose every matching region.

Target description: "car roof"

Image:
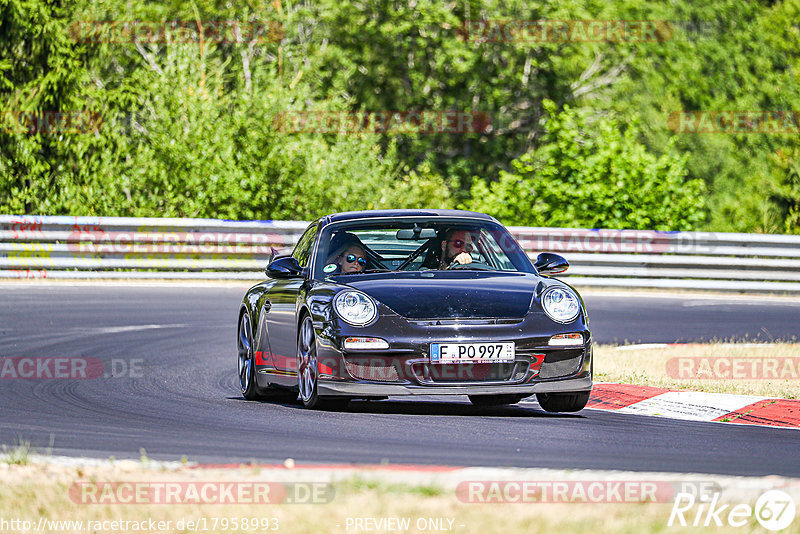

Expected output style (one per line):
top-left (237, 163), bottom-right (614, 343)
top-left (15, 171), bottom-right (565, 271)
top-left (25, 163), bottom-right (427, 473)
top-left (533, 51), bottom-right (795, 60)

top-left (319, 209), bottom-right (499, 225)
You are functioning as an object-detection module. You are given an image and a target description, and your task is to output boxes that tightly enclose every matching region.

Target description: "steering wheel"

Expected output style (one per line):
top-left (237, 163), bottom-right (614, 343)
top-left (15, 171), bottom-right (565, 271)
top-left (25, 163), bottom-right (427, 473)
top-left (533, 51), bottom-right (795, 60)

top-left (447, 260), bottom-right (493, 271)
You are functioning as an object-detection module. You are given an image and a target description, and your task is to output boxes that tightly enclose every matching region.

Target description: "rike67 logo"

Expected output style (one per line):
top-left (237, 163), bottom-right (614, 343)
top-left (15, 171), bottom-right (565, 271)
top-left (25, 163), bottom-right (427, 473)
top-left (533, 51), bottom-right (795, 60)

top-left (669, 489), bottom-right (796, 531)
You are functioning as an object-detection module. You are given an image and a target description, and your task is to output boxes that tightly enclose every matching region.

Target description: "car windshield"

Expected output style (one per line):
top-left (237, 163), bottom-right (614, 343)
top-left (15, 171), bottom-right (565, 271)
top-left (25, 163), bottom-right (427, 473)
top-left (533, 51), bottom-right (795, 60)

top-left (313, 218), bottom-right (534, 279)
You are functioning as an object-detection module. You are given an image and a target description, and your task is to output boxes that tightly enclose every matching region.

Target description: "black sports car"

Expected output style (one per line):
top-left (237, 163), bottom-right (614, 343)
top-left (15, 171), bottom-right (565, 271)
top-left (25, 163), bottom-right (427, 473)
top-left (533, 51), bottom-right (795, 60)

top-left (237, 209), bottom-right (592, 411)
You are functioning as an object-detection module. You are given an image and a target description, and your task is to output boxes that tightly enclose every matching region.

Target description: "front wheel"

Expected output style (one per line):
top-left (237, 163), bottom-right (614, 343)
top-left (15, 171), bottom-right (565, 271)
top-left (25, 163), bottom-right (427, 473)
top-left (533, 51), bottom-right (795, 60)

top-left (297, 316), bottom-right (349, 410)
top-left (238, 311), bottom-right (264, 400)
top-left (535, 391), bottom-right (591, 413)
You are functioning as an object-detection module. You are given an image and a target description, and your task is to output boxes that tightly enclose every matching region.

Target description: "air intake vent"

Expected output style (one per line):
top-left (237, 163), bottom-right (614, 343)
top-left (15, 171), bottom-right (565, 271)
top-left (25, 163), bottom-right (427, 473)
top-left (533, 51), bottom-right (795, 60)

top-left (539, 350), bottom-right (584, 379)
top-left (344, 360), bottom-right (400, 382)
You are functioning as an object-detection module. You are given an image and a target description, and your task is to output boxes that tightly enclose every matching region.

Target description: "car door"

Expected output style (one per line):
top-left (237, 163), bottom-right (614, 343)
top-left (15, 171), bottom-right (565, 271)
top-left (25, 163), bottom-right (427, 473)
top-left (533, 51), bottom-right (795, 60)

top-left (265, 223), bottom-right (317, 379)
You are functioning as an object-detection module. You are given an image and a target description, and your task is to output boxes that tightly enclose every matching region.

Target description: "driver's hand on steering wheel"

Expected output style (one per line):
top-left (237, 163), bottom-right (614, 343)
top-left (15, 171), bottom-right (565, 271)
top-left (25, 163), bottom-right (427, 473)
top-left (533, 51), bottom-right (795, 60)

top-left (448, 252), bottom-right (473, 268)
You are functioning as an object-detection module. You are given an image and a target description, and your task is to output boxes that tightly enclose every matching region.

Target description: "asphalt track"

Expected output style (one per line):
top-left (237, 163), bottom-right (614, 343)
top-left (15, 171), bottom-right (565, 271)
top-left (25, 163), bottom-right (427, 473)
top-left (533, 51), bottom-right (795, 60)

top-left (1, 284), bottom-right (799, 476)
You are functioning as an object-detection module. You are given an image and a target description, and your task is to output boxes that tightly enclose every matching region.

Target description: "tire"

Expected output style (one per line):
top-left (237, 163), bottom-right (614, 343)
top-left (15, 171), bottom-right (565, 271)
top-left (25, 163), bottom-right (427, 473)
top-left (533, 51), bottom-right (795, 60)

top-left (468, 394), bottom-right (526, 406)
top-left (297, 316), bottom-right (350, 410)
top-left (535, 391), bottom-right (590, 413)
top-left (238, 311), bottom-right (265, 401)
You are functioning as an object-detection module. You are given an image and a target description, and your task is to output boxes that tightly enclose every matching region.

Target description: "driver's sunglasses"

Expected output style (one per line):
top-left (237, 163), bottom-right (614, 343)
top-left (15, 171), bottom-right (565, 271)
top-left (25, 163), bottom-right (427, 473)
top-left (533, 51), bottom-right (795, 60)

top-left (449, 239), bottom-right (473, 252)
top-left (346, 254), bottom-right (367, 267)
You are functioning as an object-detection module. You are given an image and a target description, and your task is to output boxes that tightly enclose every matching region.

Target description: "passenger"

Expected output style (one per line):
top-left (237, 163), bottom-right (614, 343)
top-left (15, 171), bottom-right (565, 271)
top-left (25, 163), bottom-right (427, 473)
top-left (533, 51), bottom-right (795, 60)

top-left (331, 243), bottom-right (368, 274)
top-left (324, 232), bottom-right (368, 274)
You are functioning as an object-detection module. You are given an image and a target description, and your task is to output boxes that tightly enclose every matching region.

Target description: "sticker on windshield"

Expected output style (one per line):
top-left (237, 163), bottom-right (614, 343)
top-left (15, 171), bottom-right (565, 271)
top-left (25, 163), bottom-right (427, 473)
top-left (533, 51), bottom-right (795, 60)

top-left (323, 264), bottom-right (337, 273)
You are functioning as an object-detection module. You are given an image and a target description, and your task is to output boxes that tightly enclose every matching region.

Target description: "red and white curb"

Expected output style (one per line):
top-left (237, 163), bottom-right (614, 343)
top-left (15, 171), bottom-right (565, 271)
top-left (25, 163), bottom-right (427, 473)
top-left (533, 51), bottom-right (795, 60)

top-left (583, 383), bottom-right (800, 429)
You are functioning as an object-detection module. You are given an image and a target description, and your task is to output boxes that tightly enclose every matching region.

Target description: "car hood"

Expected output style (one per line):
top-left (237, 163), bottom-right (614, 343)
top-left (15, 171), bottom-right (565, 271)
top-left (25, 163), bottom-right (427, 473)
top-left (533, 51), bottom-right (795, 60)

top-left (342, 271), bottom-right (542, 319)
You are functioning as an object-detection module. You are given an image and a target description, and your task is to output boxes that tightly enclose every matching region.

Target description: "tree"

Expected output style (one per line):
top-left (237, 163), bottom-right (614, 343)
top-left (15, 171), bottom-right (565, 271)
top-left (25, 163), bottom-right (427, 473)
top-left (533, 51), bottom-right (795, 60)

top-left (0, 0), bottom-right (91, 213)
top-left (467, 100), bottom-right (706, 230)
top-left (0, 0), bottom-right (452, 217)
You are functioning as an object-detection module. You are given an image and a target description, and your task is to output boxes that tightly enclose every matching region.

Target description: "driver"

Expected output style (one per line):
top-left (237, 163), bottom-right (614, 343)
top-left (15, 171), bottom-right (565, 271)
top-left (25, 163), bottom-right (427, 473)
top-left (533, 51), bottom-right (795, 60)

top-left (438, 229), bottom-right (474, 269)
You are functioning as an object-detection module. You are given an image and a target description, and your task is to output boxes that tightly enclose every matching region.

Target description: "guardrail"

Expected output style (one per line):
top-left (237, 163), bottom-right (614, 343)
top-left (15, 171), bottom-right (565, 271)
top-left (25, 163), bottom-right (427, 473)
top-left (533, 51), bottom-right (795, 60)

top-left (2, 215), bottom-right (800, 292)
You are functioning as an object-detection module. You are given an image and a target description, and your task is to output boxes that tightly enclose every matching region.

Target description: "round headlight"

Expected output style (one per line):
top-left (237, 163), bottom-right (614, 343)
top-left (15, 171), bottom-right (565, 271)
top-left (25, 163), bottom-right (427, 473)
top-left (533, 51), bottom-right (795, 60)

top-left (334, 290), bottom-right (377, 326)
top-left (541, 287), bottom-right (581, 323)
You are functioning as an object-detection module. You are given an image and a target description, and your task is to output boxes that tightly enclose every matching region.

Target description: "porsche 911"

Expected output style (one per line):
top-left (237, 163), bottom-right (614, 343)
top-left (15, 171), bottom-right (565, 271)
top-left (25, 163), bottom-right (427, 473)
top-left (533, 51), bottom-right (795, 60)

top-left (237, 209), bottom-right (592, 411)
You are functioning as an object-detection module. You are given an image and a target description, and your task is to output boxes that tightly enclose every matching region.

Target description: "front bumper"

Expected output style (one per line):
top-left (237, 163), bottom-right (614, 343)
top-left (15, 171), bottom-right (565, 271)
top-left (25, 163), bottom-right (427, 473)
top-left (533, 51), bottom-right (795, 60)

top-left (317, 375), bottom-right (592, 396)
top-left (314, 311), bottom-right (593, 397)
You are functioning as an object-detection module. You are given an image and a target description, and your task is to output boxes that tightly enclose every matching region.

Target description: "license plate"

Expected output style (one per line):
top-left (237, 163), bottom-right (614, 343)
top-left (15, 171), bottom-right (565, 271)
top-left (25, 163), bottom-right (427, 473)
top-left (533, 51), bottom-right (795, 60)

top-left (429, 342), bottom-right (515, 364)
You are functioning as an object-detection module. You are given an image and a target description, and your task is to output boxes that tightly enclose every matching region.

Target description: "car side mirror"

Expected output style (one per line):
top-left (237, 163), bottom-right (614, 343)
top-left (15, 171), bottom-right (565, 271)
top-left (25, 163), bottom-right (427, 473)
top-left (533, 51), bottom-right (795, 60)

top-left (266, 256), bottom-right (304, 279)
top-left (535, 252), bottom-right (569, 275)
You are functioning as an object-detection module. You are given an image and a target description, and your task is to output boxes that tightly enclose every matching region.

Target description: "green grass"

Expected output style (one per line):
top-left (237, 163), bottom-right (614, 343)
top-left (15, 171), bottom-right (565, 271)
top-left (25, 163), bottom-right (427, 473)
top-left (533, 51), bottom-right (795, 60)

top-left (1, 439), bottom-right (34, 465)
top-left (338, 476), bottom-right (446, 497)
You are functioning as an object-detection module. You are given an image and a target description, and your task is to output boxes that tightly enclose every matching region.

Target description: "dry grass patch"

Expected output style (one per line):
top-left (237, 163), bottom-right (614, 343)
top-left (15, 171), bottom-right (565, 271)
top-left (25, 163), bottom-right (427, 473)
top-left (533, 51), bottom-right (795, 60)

top-left (2, 462), bottom-right (786, 534)
top-left (594, 343), bottom-right (800, 398)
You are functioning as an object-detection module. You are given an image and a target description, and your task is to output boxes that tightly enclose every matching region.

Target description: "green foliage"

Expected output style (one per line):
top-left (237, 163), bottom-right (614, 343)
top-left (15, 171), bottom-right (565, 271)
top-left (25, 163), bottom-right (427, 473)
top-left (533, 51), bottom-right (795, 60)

top-left (294, 0), bottom-right (598, 198)
top-left (770, 148), bottom-right (800, 234)
top-left (603, 0), bottom-right (800, 232)
top-left (468, 101), bottom-right (706, 230)
top-left (0, 0), bottom-right (452, 218)
top-left (63, 42), bottom-right (410, 219)
top-left (0, 0), bottom-right (93, 213)
top-left (0, 0), bottom-right (799, 232)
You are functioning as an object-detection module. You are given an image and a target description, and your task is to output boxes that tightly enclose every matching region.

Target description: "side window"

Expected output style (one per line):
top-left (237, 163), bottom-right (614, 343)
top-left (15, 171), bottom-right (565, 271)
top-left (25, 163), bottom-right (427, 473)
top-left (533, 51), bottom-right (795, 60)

top-left (292, 224), bottom-right (318, 268)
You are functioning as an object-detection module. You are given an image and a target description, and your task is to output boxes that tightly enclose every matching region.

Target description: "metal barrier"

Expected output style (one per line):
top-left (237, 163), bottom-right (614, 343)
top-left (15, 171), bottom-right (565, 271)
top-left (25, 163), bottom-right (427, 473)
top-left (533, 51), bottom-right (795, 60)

top-left (0, 215), bottom-right (306, 280)
top-left (507, 227), bottom-right (800, 292)
top-left (2, 215), bottom-right (800, 292)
